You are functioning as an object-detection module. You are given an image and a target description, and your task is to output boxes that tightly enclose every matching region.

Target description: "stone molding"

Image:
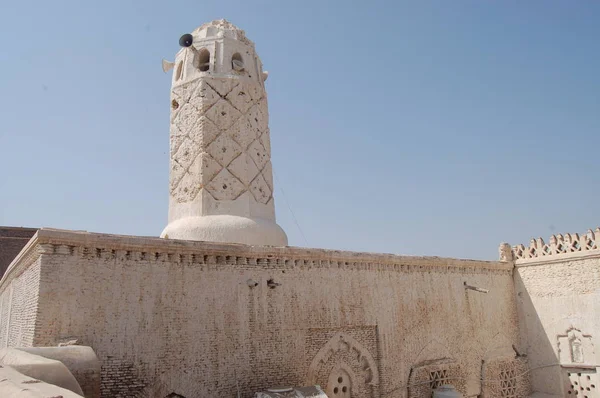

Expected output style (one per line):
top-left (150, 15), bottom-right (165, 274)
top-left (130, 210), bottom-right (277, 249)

top-left (506, 227), bottom-right (600, 265)
top-left (0, 229), bottom-right (511, 290)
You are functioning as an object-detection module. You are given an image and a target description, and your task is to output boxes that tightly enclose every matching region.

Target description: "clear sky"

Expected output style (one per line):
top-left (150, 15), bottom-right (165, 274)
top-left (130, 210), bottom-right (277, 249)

top-left (1, 1), bottom-right (599, 260)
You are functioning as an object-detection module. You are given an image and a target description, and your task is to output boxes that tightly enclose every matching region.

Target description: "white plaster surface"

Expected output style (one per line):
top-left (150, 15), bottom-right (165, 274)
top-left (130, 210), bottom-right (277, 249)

top-left (514, 257), bottom-right (600, 396)
top-left (17, 346), bottom-right (101, 398)
top-left (510, 230), bottom-right (600, 397)
top-left (161, 215), bottom-right (287, 246)
top-left (0, 363), bottom-right (83, 398)
top-left (0, 366), bottom-right (83, 398)
top-left (0, 347), bottom-right (84, 395)
top-left (161, 20), bottom-right (287, 246)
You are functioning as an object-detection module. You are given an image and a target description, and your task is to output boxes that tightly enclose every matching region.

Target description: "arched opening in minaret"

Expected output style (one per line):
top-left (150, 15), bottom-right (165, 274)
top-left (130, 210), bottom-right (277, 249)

top-left (175, 61), bottom-right (183, 81)
top-left (196, 48), bottom-right (210, 72)
top-left (232, 53), bottom-right (244, 71)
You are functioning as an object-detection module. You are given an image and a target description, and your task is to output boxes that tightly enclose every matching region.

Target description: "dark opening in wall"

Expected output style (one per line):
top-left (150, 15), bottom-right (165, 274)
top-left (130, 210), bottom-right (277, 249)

top-left (197, 48), bottom-right (210, 72)
top-left (232, 52), bottom-right (244, 71)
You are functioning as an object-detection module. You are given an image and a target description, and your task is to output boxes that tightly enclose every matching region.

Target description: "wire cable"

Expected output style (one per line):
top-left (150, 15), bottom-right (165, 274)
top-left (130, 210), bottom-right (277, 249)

top-left (273, 169), bottom-right (309, 246)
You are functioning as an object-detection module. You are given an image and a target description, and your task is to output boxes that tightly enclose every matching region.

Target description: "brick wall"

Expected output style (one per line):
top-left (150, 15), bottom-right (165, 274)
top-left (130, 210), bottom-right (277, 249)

top-left (4, 230), bottom-right (520, 398)
top-left (0, 258), bottom-right (41, 348)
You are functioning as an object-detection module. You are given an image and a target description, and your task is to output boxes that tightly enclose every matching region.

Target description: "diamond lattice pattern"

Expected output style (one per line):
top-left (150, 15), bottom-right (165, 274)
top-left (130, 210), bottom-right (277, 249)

top-left (500, 369), bottom-right (517, 398)
top-left (169, 78), bottom-right (273, 204)
top-left (429, 369), bottom-right (450, 390)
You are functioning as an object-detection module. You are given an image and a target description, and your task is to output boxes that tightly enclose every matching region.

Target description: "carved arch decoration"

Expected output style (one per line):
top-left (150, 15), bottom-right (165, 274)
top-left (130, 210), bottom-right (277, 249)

top-left (406, 338), bottom-right (466, 398)
top-left (306, 333), bottom-right (379, 398)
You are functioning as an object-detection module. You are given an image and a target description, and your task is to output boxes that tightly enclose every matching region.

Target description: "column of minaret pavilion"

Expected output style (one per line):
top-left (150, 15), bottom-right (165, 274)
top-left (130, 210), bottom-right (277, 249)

top-left (160, 20), bottom-right (288, 246)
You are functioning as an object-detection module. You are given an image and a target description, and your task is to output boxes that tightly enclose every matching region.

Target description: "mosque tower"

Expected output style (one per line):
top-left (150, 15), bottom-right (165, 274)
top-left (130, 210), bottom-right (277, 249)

top-left (160, 20), bottom-right (288, 246)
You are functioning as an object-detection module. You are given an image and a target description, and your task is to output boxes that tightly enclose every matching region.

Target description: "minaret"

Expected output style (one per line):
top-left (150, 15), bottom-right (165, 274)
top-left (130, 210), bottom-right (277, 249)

top-left (160, 20), bottom-right (288, 246)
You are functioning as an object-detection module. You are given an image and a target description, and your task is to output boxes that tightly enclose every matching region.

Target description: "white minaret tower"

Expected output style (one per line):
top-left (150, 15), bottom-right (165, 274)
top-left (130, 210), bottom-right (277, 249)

top-left (160, 20), bottom-right (288, 246)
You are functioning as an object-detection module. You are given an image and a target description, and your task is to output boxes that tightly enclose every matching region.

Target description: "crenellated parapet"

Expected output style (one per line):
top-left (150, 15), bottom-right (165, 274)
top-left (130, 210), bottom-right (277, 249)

top-left (502, 227), bottom-right (600, 262)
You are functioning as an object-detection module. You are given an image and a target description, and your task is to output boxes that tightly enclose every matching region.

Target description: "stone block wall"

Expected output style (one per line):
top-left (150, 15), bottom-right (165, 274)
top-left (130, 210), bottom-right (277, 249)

top-left (2, 229), bottom-right (521, 398)
top-left (511, 229), bottom-right (600, 397)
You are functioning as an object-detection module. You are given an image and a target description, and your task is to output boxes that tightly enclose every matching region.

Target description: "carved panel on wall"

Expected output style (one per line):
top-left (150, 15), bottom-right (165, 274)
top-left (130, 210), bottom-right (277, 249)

top-left (564, 369), bottom-right (598, 398)
top-left (407, 359), bottom-right (466, 398)
top-left (306, 329), bottom-right (379, 398)
top-left (481, 357), bottom-right (531, 398)
top-left (558, 328), bottom-right (595, 365)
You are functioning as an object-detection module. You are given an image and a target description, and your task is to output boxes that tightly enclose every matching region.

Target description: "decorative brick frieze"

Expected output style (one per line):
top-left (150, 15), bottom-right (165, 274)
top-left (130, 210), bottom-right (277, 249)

top-left (15, 229), bottom-right (511, 278)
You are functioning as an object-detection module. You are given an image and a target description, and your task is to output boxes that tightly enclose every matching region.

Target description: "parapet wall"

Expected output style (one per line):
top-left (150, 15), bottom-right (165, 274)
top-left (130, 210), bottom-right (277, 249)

top-left (509, 228), bottom-right (600, 397)
top-left (509, 228), bottom-right (600, 261)
top-left (1, 229), bottom-right (524, 398)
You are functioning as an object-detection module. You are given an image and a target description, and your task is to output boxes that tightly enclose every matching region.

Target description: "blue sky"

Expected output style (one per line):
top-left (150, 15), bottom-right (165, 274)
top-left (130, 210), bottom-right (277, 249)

top-left (1, 1), bottom-right (599, 260)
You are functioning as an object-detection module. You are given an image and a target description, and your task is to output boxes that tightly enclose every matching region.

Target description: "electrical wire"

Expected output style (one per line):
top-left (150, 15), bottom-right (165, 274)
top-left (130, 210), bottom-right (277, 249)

top-left (273, 169), bottom-right (309, 246)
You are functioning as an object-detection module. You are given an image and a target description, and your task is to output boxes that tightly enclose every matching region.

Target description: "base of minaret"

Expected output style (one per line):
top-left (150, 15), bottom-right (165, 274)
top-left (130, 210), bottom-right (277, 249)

top-left (160, 215), bottom-right (288, 246)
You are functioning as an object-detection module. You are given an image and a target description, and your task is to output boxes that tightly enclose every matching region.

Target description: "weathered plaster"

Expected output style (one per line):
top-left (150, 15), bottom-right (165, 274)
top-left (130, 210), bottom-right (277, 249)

top-left (1, 228), bottom-right (519, 397)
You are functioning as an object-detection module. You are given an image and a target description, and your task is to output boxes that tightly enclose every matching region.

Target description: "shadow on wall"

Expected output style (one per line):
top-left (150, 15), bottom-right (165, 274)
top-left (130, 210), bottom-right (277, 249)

top-left (514, 271), bottom-right (566, 396)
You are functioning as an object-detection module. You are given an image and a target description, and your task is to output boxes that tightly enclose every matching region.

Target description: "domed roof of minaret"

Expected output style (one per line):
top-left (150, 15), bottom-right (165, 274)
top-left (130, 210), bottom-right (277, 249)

top-left (192, 19), bottom-right (253, 46)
